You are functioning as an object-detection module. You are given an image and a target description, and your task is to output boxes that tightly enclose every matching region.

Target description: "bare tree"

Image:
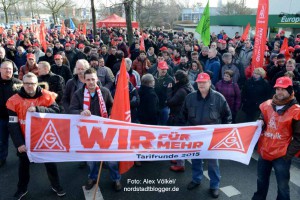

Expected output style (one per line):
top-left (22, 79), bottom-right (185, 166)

top-left (91, 0), bottom-right (96, 38)
top-left (218, 0), bottom-right (255, 15)
top-left (0, 0), bottom-right (20, 23)
top-left (41, 0), bottom-right (70, 24)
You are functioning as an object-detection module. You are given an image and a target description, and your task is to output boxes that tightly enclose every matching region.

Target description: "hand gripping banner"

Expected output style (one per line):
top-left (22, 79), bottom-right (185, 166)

top-left (25, 112), bottom-right (262, 165)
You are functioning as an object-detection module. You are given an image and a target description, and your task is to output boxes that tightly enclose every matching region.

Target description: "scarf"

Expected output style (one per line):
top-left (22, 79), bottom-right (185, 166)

top-left (83, 85), bottom-right (108, 118)
top-left (272, 92), bottom-right (295, 106)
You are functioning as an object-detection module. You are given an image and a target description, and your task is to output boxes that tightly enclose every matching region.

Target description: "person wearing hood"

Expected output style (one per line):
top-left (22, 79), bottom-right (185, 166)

top-left (167, 70), bottom-right (194, 172)
top-left (39, 47), bottom-right (55, 66)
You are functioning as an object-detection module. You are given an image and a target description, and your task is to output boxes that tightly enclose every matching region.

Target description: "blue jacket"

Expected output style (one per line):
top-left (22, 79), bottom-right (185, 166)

top-left (205, 57), bottom-right (221, 85)
top-left (14, 52), bottom-right (27, 69)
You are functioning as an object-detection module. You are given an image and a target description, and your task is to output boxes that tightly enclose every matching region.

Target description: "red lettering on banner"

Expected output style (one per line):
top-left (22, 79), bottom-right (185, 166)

top-left (130, 130), bottom-right (156, 149)
top-left (118, 129), bottom-right (128, 149)
top-left (78, 126), bottom-right (117, 149)
top-left (192, 142), bottom-right (203, 148)
top-left (157, 141), bottom-right (170, 149)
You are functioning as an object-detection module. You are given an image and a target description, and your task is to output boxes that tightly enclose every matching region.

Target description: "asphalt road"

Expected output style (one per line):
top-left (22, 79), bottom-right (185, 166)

top-left (1, 141), bottom-right (300, 200)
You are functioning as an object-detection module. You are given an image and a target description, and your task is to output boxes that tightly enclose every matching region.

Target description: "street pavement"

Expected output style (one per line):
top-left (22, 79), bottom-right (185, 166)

top-left (1, 141), bottom-right (300, 200)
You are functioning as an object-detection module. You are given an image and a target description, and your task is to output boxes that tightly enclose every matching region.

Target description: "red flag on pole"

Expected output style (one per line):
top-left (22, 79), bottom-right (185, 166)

top-left (82, 23), bottom-right (87, 36)
top-left (251, 0), bottom-right (269, 69)
top-left (140, 36), bottom-right (145, 51)
top-left (110, 58), bottom-right (134, 174)
top-left (39, 21), bottom-right (47, 53)
top-left (280, 37), bottom-right (291, 60)
top-left (241, 23), bottom-right (250, 41)
top-left (61, 20), bottom-right (66, 36)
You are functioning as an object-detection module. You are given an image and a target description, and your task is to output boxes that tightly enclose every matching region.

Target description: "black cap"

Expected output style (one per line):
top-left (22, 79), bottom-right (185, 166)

top-left (277, 53), bottom-right (285, 59)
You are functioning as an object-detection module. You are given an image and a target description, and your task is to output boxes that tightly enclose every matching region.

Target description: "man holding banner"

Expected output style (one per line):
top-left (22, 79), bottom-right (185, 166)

top-left (68, 68), bottom-right (122, 191)
top-left (6, 72), bottom-right (66, 199)
top-left (252, 77), bottom-right (300, 200)
top-left (179, 72), bottom-right (232, 198)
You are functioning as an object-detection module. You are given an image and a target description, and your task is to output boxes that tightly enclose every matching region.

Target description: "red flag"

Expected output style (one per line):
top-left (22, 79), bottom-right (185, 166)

top-left (110, 58), bottom-right (134, 174)
top-left (251, 0), bottom-right (269, 69)
top-left (140, 36), bottom-right (145, 51)
top-left (280, 38), bottom-right (290, 60)
top-left (39, 21), bottom-right (47, 53)
top-left (82, 23), bottom-right (87, 36)
top-left (0, 27), bottom-right (4, 34)
top-left (241, 23), bottom-right (250, 41)
top-left (61, 20), bottom-right (66, 36)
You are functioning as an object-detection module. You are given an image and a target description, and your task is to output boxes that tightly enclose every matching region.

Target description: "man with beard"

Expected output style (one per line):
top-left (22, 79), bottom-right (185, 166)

top-left (252, 76), bottom-right (300, 200)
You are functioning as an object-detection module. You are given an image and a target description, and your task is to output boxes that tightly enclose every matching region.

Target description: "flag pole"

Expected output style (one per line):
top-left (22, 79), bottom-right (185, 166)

top-left (93, 161), bottom-right (103, 200)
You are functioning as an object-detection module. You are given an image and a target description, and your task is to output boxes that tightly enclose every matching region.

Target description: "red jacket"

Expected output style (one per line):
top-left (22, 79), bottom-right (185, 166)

top-left (258, 99), bottom-right (300, 160)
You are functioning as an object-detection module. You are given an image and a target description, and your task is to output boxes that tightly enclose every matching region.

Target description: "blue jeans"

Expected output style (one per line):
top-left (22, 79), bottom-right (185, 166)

top-left (191, 159), bottom-right (220, 189)
top-left (252, 156), bottom-right (291, 200)
top-left (87, 161), bottom-right (121, 182)
top-left (0, 119), bottom-right (9, 161)
top-left (158, 107), bottom-right (170, 125)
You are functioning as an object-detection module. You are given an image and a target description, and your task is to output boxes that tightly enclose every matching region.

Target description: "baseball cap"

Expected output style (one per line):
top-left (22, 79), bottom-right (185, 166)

top-left (27, 53), bottom-right (35, 60)
top-left (159, 46), bottom-right (168, 52)
top-left (195, 72), bottom-right (211, 82)
top-left (157, 61), bottom-right (169, 70)
top-left (78, 43), bottom-right (85, 49)
top-left (274, 77), bottom-right (293, 88)
top-left (7, 40), bottom-right (14, 45)
top-left (65, 43), bottom-right (71, 47)
top-left (54, 54), bottom-right (62, 59)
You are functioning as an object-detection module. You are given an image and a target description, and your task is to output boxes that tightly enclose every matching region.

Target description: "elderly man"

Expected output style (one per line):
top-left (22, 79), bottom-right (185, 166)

top-left (18, 53), bottom-right (39, 80)
top-left (0, 61), bottom-right (22, 168)
top-left (37, 61), bottom-right (65, 109)
top-left (51, 54), bottom-right (73, 83)
top-left (179, 72), bottom-right (232, 198)
top-left (6, 73), bottom-right (66, 199)
top-left (252, 77), bottom-right (300, 200)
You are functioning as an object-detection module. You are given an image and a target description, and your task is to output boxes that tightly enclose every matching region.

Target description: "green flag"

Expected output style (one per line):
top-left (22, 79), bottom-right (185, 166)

top-left (195, 1), bottom-right (210, 46)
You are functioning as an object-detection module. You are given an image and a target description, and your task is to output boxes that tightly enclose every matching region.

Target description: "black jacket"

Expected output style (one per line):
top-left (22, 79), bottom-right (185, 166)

top-left (154, 73), bottom-right (175, 109)
top-left (138, 85), bottom-right (159, 125)
top-left (65, 49), bottom-right (77, 73)
top-left (51, 64), bottom-right (73, 84)
top-left (242, 77), bottom-right (272, 114)
top-left (0, 76), bottom-right (22, 119)
top-left (129, 82), bottom-right (140, 123)
top-left (62, 75), bottom-right (83, 113)
top-left (178, 89), bottom-right (232, 126)
top-left (39, 55), bottom-right (55, 66)
top-left (69, 84), bottom-right (113, 116)
top-left (166, 82), bottom-right (194, 125)
top-left (7, 86), bottom-right (60, 148)
top-left (38, 72), bottom-right (65, 105)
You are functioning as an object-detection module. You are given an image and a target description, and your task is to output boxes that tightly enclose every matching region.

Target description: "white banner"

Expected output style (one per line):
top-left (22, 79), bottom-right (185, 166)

top-left (25, 112), bottom-right (262, 164)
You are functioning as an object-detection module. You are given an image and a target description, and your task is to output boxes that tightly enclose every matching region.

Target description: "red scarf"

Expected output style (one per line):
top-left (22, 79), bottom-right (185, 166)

top-left (83, 85), bottom-right (108, 118)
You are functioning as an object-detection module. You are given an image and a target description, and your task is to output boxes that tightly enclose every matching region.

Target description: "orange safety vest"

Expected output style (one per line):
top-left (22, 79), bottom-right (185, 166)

top-left (6, 89), bottom-right (57, 136)
top-left (258, 99), bottom-right (300, 160)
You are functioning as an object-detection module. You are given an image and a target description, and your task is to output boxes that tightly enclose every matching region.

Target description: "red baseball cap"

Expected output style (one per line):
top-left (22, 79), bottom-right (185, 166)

top-left (54, 54), bottom-right (62, 59)
top-left (27, 53), bottom-right (35, 60)
top-left (157, 61), bottom-right (169, 70)
top-left (159, 46), bottom-right (168, 52)
top-left (78, 43), bottom-right (85, 49)
top-left (7, 40), bottom-right (14, 45)
top-left (295, 45), bottom-right (300, 49)
top-left (274, 77), bottom-right (292, 88)
top-left (118, 37), bottom-right (123, 41)
top-left (70, 40), bottom-right (76, 44)
top-left (33, 43), bottom-right (39, 47)
top-left (288, 46), bottom-right (295, 52)
top-left (196, 73), bottom-right (211, 82)
top-left (65, 43), bottom-right (71, 47)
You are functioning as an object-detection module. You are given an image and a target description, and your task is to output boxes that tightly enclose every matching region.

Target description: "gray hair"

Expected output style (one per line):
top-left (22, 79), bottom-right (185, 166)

top-left (74, 59), bottom-right (90, 75)
top-left (222, 53), bottom-right (232, 60)
top-left (23, 72), bottom-right (38, 81)
top-left (202, 46), bottom-right (209, 51)
top-left (38, 61), bottom-right (51, 71)
top-left (141, 74), bottom-right (155, 87)
top-left (125, 58), bottom-right (132, 68)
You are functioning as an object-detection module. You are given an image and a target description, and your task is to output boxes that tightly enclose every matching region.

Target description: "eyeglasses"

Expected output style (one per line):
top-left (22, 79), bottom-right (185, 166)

top-left (23, 82), bottom-right (37, 86)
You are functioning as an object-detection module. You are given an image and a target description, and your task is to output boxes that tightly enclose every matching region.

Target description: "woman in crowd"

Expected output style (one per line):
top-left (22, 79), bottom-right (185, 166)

top-left (216, 70), bottom-right (241, 123)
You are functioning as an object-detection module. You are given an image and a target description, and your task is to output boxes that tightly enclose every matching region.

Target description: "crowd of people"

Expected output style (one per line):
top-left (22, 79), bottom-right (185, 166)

top-left (0, 25), bottom-right (300, 200)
